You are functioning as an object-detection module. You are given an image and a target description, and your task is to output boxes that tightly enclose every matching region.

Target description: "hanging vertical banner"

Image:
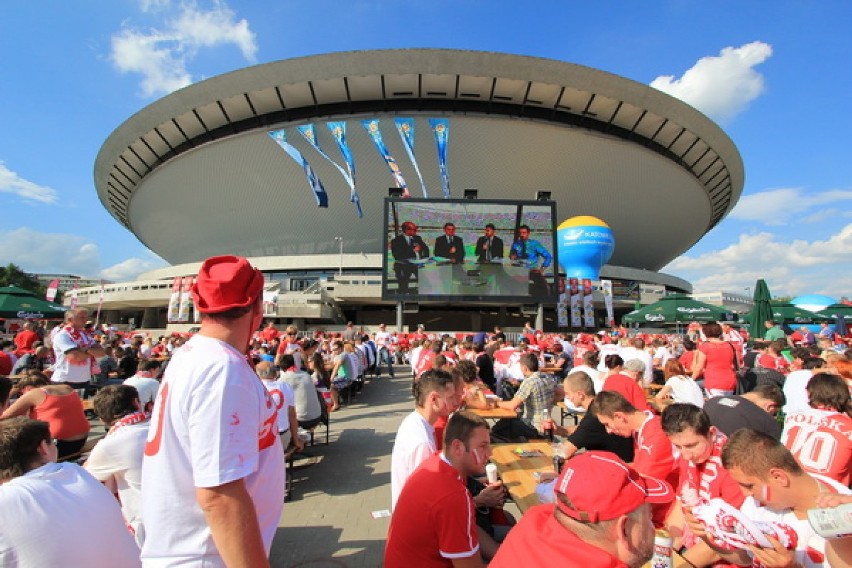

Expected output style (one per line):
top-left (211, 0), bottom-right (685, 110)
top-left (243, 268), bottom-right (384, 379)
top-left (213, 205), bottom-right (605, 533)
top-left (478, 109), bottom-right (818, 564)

top-left (557, 277), bottom-right (569, 327)
top-left (69, 284), bottom-right (79, 309)
top-left (95, 281), bottom-right (105, 327)
top-left (167, 277), bottom-right (182, 323)
top-left (395, 118), bottom-right (428, 198)
top-left (45, 279), bottom-right (59, 302)
top-left (582, 279), bottom-right (595, 328)
top-left (429, 118), bottom-right (450, 198)
top-left (326, 122), bottom-right (362, 216)
top-left (601, 279), bottom-right (615, 328)
top-left (178, 276), bottom-right (194, 322)
top-left (361, 119), bottom-right (409, 196)
top-left (569, 278), bottom-right (582, 328)
top-left (268, 129), bottom-right (329, 207)
top-left (298, 124), bottom-right (362, 217)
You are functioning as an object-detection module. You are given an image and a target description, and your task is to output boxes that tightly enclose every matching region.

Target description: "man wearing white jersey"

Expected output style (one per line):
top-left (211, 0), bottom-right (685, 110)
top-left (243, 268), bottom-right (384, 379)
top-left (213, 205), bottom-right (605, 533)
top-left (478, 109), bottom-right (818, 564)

top-left (141, 256), bottom-right (284, 567)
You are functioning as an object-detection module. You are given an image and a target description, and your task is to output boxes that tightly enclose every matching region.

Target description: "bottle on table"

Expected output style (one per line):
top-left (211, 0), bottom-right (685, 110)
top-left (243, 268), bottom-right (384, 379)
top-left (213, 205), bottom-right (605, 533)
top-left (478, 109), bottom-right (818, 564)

top-left (541, 408), bottom-right (554, 441)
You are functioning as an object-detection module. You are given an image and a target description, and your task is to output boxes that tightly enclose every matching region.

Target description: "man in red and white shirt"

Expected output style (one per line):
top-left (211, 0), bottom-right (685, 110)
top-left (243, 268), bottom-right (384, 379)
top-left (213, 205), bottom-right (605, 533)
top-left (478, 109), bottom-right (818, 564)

top-left (590, 391), bottom-right (678, 527)
top-left (385, 411), bottom-right (491, 567)
top-left (660, 403), bottom-right (745, 566)
top-left (781, 373), bottom-right (851, 486)
top-left (141, 256), bottom-right (284, 567)
top-left (491, 451), bottom-right (674, 568)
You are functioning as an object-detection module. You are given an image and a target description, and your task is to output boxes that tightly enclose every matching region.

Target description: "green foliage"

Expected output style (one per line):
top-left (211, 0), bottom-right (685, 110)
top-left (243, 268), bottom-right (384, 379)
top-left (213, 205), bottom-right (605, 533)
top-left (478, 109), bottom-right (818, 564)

top-left (0, 263), bottom-right (47, 297)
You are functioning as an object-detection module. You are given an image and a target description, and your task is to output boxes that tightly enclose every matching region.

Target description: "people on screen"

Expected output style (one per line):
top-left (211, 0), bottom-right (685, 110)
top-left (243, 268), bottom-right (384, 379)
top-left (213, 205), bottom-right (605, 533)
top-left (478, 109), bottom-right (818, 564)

top-left (509, 224), bottom-right (552, 296)
top-left (474, 223), bottom-right (504, 262)
top-left (433, 222), bottom-right (465, 264)
top-left (390, 221), bottom-right (430, 293)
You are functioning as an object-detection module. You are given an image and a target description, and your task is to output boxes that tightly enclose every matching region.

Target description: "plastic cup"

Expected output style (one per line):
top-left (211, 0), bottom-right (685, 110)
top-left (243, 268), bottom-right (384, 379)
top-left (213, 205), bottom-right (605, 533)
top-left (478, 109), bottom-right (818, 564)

top-left (485, 463), bottom-right (499, 484)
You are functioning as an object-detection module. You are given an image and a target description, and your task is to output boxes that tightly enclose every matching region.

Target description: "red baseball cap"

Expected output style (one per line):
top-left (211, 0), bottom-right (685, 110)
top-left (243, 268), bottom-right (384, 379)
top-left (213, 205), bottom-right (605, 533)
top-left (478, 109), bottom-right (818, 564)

top-left (554, 451), bottom-right (673, 522)
top-left (191, 255), bottom-right (264, 314)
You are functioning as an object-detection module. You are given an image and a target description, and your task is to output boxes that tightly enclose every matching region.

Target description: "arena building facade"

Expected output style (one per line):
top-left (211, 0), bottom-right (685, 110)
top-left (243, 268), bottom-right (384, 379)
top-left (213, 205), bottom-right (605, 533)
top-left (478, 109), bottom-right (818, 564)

top-left (84, 49), bottom-right (744, 331)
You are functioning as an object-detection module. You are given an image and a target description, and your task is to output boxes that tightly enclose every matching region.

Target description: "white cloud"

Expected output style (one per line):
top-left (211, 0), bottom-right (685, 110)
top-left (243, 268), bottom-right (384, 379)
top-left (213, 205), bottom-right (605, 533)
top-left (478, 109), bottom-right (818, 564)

top-left (0, 227), bottom-right (167, 282)
top-left (651, 41), bottom-right (772, 123)
top-left (100, 256), bottom-right (167, 281)
top-left (729, 187), bottom-right (852, 225)
top-left (111, 1), bottom-right (257, 97)
top-left (0, 162), bottom-right (59, 204)
top-left (664, 224), bottom-right (852, 298)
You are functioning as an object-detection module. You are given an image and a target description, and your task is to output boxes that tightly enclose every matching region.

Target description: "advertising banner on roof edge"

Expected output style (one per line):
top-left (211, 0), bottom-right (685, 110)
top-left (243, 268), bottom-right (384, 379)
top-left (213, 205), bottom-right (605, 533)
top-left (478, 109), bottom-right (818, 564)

top-left (395, 118), bottom-right (428, 198)
top-left (299, 124), bottom-right (362, 217)
top-left (268, 130), bottom-right (329, 208)
top-left (362, 119), bottom-right (409, 196)
top-left (429, 119), bottom-right (450, 198)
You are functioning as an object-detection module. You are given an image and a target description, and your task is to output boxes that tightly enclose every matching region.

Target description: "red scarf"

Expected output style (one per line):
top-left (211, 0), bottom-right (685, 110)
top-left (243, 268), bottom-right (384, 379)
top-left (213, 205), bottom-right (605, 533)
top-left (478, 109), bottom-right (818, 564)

top-left (62, 324), bottom-right (94, 349)
top-left (108, 411), bottom-right (149, 436)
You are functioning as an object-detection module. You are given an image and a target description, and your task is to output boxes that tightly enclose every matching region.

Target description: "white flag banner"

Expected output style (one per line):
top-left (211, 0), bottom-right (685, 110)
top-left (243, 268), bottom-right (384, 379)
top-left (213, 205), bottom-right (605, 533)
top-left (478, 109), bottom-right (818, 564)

top-left (601, 279), bottom-right (615, 328)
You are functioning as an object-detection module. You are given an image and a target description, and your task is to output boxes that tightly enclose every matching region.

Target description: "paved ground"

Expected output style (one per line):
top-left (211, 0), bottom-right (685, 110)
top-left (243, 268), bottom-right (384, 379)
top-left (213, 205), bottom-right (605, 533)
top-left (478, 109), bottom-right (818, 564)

top-left (268, 368), bottom-right (413, 568)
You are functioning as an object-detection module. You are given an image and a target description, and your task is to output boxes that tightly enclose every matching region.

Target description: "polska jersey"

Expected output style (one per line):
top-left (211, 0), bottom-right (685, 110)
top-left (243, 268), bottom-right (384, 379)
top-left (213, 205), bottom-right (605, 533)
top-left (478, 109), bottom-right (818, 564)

top-left (782, 408), bottom-right (852, 486)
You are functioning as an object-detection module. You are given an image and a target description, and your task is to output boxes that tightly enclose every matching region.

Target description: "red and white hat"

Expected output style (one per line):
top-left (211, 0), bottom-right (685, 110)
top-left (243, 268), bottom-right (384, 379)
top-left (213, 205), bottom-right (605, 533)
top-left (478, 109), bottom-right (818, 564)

top-left (554, 451), bottom-right (673, 522)
top-left (191, 255), bottom-right (264, 314)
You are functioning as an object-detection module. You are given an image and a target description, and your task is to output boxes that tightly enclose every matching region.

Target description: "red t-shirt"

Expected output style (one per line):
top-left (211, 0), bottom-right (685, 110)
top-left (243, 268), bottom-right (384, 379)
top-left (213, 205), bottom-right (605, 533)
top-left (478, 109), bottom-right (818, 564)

top-left (14, 329), bottom-right (39, 355)
top-left (433, 415), bottom-right (447, 451)
top-left (602, 373), bottom-right (649, 411)
top-left (633, 411), bottom-right (678, 527)
top-left (490, 504), bottom-right (627, 568)
top-left (415, 350), bottom-right (437, 378)
top-left (698, 341), bottom-right (737, 391)
top-left (0, 351), bottom-right (12, 376)
top-left (679, 351), bottom-right (695, 374)
top-left (385, 454), bottom-right (479, 567)
top-left (260, 327), bottom-right (279, 343)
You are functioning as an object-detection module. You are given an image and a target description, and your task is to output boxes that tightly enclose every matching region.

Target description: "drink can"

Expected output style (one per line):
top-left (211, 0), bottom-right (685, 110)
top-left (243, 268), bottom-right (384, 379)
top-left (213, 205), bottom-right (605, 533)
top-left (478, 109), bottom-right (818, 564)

top-left (807, 503), bottom-right (852, 539)
top-left (651, 530), bottom-right (673, 568)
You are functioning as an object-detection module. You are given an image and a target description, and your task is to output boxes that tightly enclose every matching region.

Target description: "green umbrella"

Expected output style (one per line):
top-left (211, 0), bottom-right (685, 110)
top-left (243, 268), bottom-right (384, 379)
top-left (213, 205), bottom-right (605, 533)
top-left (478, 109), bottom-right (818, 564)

top-left (815, 303), bottom-right (852, 320)
top-left (0, 286), bottom-right (66, 319)
top-left (748, 279), bottom-right (773, 339)
top-left (622, 294), bottom-right (737, 324)
top-left (741, 302), bottom-right (820, 326)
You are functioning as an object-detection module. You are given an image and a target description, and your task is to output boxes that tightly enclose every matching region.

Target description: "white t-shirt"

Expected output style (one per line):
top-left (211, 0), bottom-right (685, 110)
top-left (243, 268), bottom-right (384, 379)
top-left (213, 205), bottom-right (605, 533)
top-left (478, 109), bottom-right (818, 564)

top-left (51, 328), bottom-right (94, 384)
top-left (596, 343), bottom-right (620, 372)
top-left (782, 370), bottom-right (813, 414)
top-left (390, 410), bottom-right (436, 511)
top-left (568, 364), bottom-right (603, 393)
top-left (263, 377), bottom-right (295, 433)
top-left (85, 421), bottom-right (150, 545)
top-left (124, 375), bottom-right (161, 410)
top-left (141, 335), bottom-right (285, 566)
top-left (653, 346), bottom-right (673, 368)
top-left (739, 475), bottom-right (850, 568)
top-left (375, 331), bottom-right (392, 348)
top-left (409, 346), bottom-right (423, 373)
top-left (0, 462), bottom-right (141, 567)
top-left (664, 375), bottom-right (705, 407)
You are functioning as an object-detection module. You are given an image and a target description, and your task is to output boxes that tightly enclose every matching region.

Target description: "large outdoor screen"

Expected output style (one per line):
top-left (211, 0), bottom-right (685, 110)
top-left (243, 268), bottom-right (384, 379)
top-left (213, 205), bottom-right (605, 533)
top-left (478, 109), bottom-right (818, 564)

top-left (382, 198), bottom-right (558, 303)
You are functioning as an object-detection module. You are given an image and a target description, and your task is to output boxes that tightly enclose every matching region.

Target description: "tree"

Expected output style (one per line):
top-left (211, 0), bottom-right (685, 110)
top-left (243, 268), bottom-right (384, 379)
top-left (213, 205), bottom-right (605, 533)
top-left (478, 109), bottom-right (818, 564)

top-left (0, 263), bottom-right (48, 297)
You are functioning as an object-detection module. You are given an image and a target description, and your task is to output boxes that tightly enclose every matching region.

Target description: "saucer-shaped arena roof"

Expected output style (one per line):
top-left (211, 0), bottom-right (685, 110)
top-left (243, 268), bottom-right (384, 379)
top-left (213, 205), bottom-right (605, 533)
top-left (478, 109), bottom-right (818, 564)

top-left (95, 49), bottom-right (743, 269)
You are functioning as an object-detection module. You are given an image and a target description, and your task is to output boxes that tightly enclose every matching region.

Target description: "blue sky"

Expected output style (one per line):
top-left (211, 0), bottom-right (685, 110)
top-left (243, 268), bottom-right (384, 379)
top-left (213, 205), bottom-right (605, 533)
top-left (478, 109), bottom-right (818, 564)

top-left (1, 1), bottom-right (850, 299)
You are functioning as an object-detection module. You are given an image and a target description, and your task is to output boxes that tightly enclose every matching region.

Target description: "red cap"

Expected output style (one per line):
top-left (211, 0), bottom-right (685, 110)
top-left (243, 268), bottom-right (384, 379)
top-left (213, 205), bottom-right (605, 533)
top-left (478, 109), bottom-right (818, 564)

top-left (554, 451), bottom-right (673, 522)
top-left (191, 255), bottom-right (264, 314)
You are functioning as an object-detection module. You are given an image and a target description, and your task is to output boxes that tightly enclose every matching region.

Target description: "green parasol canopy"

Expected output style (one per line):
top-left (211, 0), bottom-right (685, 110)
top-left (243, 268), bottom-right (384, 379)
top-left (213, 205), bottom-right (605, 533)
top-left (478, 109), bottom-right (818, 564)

top-left (0, 286), bottom-right (66, 320)
top-left (815, 303), bottom-right (852, 320)
top-left (741, 302), bottom-right (820, 326)
top-left (622, 294), bottom-right (737, 324)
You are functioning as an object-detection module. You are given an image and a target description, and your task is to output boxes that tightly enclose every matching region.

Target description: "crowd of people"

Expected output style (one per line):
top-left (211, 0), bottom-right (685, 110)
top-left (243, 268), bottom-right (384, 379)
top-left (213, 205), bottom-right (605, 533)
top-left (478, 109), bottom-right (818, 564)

top-left (1, 266), bottom-right (851, 566)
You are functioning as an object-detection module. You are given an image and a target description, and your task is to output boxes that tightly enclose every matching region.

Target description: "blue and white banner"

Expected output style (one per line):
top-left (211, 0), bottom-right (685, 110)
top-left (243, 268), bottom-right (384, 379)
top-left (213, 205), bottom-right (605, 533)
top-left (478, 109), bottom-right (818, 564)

top-left (298, 124), bottom-right (362, 217)
top-left (326, 121), bottom-right (362, 217)
top-left (395, 118), bottom-right (428, 198)
top-left (268, 129), bottom-right (329, 208)
top-left (361, 119), bottom-right (409, 196)
top-left (429, 118), bottom-right (450, 198)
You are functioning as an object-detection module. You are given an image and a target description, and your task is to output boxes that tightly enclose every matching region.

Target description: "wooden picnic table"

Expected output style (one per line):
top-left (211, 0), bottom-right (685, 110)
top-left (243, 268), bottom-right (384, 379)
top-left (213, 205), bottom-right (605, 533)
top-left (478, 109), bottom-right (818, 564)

top-left (491, 441), bottom-right (690, 567)
top-left (490, 441), bottom-right (554, 514)
top-left (469, 406), bottom-right (519, 420)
